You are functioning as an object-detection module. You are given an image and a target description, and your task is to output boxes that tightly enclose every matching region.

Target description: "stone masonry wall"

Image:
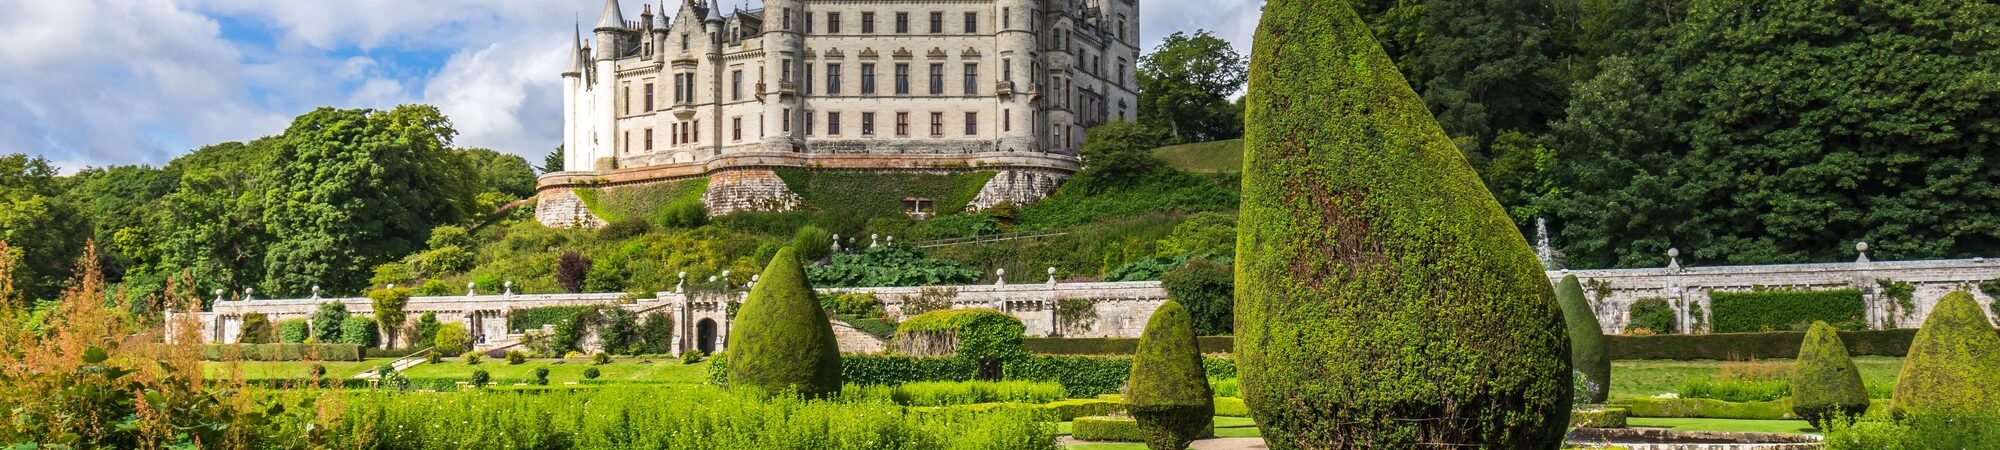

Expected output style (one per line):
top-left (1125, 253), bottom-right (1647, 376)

top-left (701, 168), bottom-right (803, 215)
top-left (534, 188), bottom-right (607, 228)
top-left (969, 169), bottom-right (1070, 210)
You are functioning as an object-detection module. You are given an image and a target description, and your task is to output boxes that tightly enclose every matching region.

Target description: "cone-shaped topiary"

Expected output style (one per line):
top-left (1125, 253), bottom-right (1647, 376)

top-left (726, 247), bottom-right (843, 397)
top-left (1558, 275), bottom-right (1611, 404)
top-left (1126, 300), bottom-right (1214, 450)
top-left (1235, 0), bottom-right (1573, 446)
top-left (1892, 291), bottom-right (2000, 417)
top-left (1790, 321), bottom-right (1869, 426)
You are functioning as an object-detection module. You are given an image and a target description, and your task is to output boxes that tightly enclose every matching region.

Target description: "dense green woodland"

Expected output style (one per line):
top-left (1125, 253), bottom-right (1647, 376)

top-left (5, 0), bottom-right (2000, 310)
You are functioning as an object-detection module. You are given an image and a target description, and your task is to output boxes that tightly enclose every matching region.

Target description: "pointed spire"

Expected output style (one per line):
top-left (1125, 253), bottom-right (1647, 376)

top-left (596, 0), bottom-right (626, 31)
top-left (653, 0), bottom-right (670, 30)
top-left (703, 1), bottom-right (725, 23)
top-left (567, 21), bottom-right (587, 75)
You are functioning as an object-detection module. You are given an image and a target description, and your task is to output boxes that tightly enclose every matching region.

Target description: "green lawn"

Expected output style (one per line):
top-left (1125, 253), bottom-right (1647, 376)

top-left (202, 358), bottom-right (401, 380)
top-left (1628, 417), bottom-right (1816, 434)
top-left (399, 358), bottom-right (712, 384)
top-left (1609, 356), bottom-right (1902, 400)
top-left (1152, 139), bottom-right (1243, 173)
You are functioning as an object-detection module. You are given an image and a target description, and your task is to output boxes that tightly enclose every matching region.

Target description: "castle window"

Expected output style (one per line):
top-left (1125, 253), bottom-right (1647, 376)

top-left (1002, 8), bottom-right (1010, 28)
top-left (1003, 59), bottom-right (1012, 81)
top-left (782, 59), bottom-right (793, 82)
top-left (782, 108), bottom-right (792, 132)
top-left (828, 13), bottom-right (841, 33)
top-left (929, 12), bottom-right (943, 34)
top-left (827, 64), bottom-right (842, 94)
top-left (964, 12), bottom-right (977, 33)
top-left (930, 112), bottom-right (944, 136)
top-left (896, 112), bottom-right (910, 136)
top-left (645, 128), bottom-right (654, 150)
top-left (895, 64), bottom-right (910, 95)
top-left (1118, 15), bottom-right (1127, 41)
top-left (682, 34), bottom-right (689, 50)
top-left (862, 112), bottom-right (876, 135)
top-left (732, 70), bottom-right (743, 101)
top-left (902, 197), bottom-right (933, 219)
top-left (1118, 58), bottom-right (1127, 87)
top-left (805, 111), bottom-right (815, 136)
top-left (806, 12), bottom-right (814, 33)
top-left (784, 8), bottom-right (793, 31)
top-left (964, 63), bottom-right (978, 95)
top-left (622, 84), bottom-right (631, 115)
top-left (623, 131), bottom-right (630, 153)
top-left (860, 64), bottom-right (876, 94)
top-left (929, 64), bottom-right (944, 95)
top-left (828, 112), bottom-right (841, 135)
top-left (965, 112), bottom-right (977, 135)
top-left (861, 12), bottom-right (875, 34)
top-left (1003, 109), bottom-right (1010, 132)
top-left (644, 83), bottom-right (655, 111)
top-left (805, 64), bottom-right (814, 94)
top-left (733, 117), bottom-right (742, 142)
top-left (896, 13), bottom-right (909, 34)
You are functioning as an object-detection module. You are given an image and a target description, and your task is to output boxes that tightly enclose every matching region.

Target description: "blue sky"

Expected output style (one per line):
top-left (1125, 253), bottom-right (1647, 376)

top-left (0, 0), bottom-right (1265, 172)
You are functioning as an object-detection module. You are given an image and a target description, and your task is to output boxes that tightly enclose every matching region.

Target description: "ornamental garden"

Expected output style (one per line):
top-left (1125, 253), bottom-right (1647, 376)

top-left (7, 0), bottom-right (2000, 449)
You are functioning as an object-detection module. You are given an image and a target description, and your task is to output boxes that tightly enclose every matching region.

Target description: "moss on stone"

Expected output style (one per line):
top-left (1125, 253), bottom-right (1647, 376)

top-left (725, 247), bottom-right (843, 397)
top-left (1126, 301), bottom-right (1214, 450)
top-left (1559, 275), bottom-right (1611, 403)
top-left (1234, 0), bottom-right (1573, 446)
top-left (1891, 291), bottom-right (2000, 417)
top-left (1790, 321), bottom-right (1870, 426)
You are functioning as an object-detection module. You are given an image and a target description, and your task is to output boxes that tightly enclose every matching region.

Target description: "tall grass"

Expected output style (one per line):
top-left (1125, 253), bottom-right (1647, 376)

top-left (1676, 377), bottom-right (1791, 403)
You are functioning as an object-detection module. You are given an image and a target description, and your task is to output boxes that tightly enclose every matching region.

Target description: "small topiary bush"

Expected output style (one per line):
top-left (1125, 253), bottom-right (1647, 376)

top-left (583, 367), bottom-right (601, 380)
top-left (463, 351), bottom-right (481, 365)
top-left (1235, 0), bottom-right (1572, 445)
top-left (1071, 416), bottom-right (1156, 443)
top-left (681, 349), bottom-right (705, 364)
top-left (338, 316), bottom-right (379, 347)
top-left (1124, 301), bottom-right (1212, 450)
top-left (277, 318), bottom-right (309, 344)
top-left (1892, 291), bottom-right (2000, 417)
top-left (725, 247), bottom-right (843, 398)
top-left (470, 369), bottom-right (490, 388)
top-left (1558, 275), bottom-right (1611, 403)
top-left (532, 367), bottom-right (551, 386)
top-left (506, 350), bottom-right (527, 365)
top-left (425, 349), bottom-right (441, 365)
top-left (592, 352), bottom-right (612, 365)
top-left (307, 363), bottom-right (326, 379)
top-left (1570, 408), bottom-right (1629, 429)
top-left (1792, 321), bottom-right (1871, 427)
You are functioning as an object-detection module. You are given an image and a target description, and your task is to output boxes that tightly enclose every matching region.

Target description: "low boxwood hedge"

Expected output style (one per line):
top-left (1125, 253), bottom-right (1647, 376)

top-left (201, 343), bottom-right (365, 361)
top-left (1626, 397), bottom-right (1796, 420)
top-left (841, 354), bottom-right (977, 385)
top-left (1022, 336), bottom-right (1236, 355)
top-left (915, 399), bottom-right (1125, 422)
top-left (1005, 355), bottom-right (1237, 398)
top-left (1214, 397), bottom-right (1249, 417)
top-left (1569, 408), bottom-right (1629, 428)
top-left (1071, 416), bottom-right (1148, 442)
top-left (1610, 329), bottom-right (1924, 360)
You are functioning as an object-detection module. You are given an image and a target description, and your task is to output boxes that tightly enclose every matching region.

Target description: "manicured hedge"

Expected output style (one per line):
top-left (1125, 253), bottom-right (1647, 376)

top-left (507, 305), bottom-right (599, 333)
top-left (1021, 336), bottom-right (1236, 355)
top-left (1570, 408), bottom-right (1629, 428)
top-left (201, 343), bottom-right (366, 361)
top-left (1006, 355), bottom-right (1237, 398)
top-left (1071, 416), bottom-right (1149, 442)
top-left (1214, 397), bottom-right (1249, 417)
top-left (895, 308), bottom-right (1027, 362)
top-left (1625, 397), bottom-right (1796, 420)
top-left (913, 399), bottom-right (1125, 422)
top-left (1610, 329), bottom-right (1925, 360)
top-left (841, 355), bottom-right (978, 386)
top-left (1710, 289), bottom-right (1866, 333)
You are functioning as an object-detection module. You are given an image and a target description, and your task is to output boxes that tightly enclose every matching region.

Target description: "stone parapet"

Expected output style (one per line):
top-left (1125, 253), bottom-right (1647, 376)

top-left (1548, 258), bottom-right (2000, 333)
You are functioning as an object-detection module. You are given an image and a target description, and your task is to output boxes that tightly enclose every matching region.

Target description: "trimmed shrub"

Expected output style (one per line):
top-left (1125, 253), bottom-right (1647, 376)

top-left (507, 305), bottom-right (598, 333)
top-left (532, 367), bottom-right (550, 386)
top-left (1072, 416), bottom-right (1152, 443)
top-left (1041, 399), bottom-right (1126, 421)
top-left (310, 302), bottom-right (348, 343)
top-left (200, 343), bottom-right (367, 362)
top-left (1214, 397), bottom-right (1249, 417)
top-left (726, 247), bottom-right (843, 398)
top-left (1004, 355), bottom-right (1237, 398)
top-left (1679, 378), bottom-right (1790, 403)
top-left (277, 319), bottom-right (308, 344)
top-left (1022, 336), bottom-right (1235, 355)
top-left (506, 350), bottom-right (527, 365)
top-left (842, 355), bottom-right (978, 386)
top-left (1570, 408), bottom-right (1629, 429)
top-left (470, 369), bottom-right (490, 387)
top-left (592, 352), bottom-right (612, 365)
top-left (1235, 0), bottom-right (1572, 445)
top-left (1792, 321), bottom-right (1871, 426)
top-left (463, 351), bottom-right (481, 365)
top-left (1892, 291), bottom-right (2000, 417)
top-left (582, 367), bottom-right (601, 380)
top-left (680, 349), bottom-right (705, 364)
top-left (1557, 275), bottom-right (1611, 403)
top-left (425, 350), bottom-right (441, 365)
top-left (874, 380), bottom-right (1067, 406)
top-left (895, 308), bottom-right (1028, 364)
top-left (1124, 301), bottom-right (1213, 450)
top-left (1610, 329), bottom-right (1924, 360)
top-left (1626, 397), bottom-right (1795, 420)
top-left (1711, 289), bottom-right (1866, 333)
top-left (338, 316), bottom-right (378, 347)
top-left (308, 363), bottom-right (326, 378)
top-left (238, 313), bottom-right (275, 344)
top-left (1626, 297), bottom-right (1678, 334)
top-left (432, 323), bottom-right (471, 355)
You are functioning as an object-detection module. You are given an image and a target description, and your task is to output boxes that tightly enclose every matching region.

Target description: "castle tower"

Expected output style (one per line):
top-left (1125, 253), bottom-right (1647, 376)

top-left (760, 0), bottom-right (804, 153)
top-left (561, 23), bottom-right (586, 171)
top-left (591, 0), bottom-right (625, 170)
top-left (994, 0), bottom-right (1039, 153)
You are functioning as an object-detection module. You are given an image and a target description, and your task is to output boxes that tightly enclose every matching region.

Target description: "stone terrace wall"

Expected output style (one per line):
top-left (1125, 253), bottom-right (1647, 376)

top-left (1552, 256), bottom-right (2000, 334)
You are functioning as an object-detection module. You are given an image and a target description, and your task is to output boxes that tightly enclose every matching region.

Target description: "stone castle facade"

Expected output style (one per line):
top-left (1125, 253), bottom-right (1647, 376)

top-left (538, 0), bottom-right (1138, 226)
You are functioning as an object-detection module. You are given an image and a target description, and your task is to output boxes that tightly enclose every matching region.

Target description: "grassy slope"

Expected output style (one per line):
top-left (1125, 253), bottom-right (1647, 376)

top-left (1151, 139), bottom-right (1243, 174)
top-left (1610, 356), bottom-right (1903, 400)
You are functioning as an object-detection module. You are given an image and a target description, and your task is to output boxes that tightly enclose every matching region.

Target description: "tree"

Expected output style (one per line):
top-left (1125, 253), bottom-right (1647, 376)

top-left (0, 154), bottom-right (86, 301)
top-left (1125, 300), bottom-right (1214, 450)
top-left (260, 105), bottom-right (481, 296)
top-left (368, 287), bottom-right (411, 348)
top-left (1156, 212), bottom-right (1235, 259)
top-left (1350, 0), bottom-right (1565, 156)
top-left (726, 247), bottom-right (843, 398)
top-left (1557, 275), bottom-right (1610, 403)
top-left (556, 251), bottom-right (591, 293)
top-left (598, 307), bottom-right (637, 355)
top-left (541, 145), bottom-right (565, 174)
top-left (339, 316), bottom-right (379, 348)
top-left (1790, 321), bottom-right (1869, 427)
top-left (154, 140), bottom-right (278, 302)
top-left (413, 312), bottom-right (441, 349)
top-left (459, 147), bottom-right (538, 198)
top-left (309, 302), bottom-right (348, 343)
top-left (1235, 0), bottom-right (1572, 446)
top-left (1137, 30), bottom-right (1248, 144)
top-left (1074, 122), bottom-right (1168, 193)
top-left (638, 312), bottom-right (674, 354)
top-left (1159, 259), bottom-right (1233, 336)
top-left (1892, 291), bottom-right (2000, 417)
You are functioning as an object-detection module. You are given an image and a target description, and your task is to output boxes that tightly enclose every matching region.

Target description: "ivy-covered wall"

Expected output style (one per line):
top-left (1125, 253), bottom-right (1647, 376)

top-left (1710, 289), bottom-right (1866, 333)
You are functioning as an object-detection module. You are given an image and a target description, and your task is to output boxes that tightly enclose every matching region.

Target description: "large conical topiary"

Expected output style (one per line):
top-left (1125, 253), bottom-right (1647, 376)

top-left (1790, 321), bottom-right (1869, 426)
top-left (726, 247), bottom-right (843, 397)
top-left (1892, 291), bottom-right (2000, 417)
top-left (1558, 275), bottom-right (1611, 404)
top-left (1125, 301), bottom-right (1214, 450)
top-left (1234, 0), bottom-right (1573, 446)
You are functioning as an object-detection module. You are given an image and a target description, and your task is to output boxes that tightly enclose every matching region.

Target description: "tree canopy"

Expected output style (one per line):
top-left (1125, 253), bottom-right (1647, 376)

top-left (1137, 30), bottom-right (1247, 144)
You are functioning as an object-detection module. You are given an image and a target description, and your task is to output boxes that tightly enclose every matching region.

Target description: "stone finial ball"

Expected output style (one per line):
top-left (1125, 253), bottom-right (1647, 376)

top-left (1856, 241), bottom-right (1869, 252)
top-left (1048, 267), bottom-right (1057, 275)
top-left (1667, 248), bottom-right (1680, 258)
top-left (215, 288), bottom-right (225, 296)
top-left (468, 282), bottom-right (477, 288)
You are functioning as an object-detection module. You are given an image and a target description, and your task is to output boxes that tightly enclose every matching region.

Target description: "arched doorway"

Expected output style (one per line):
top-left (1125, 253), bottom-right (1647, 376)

top-left (695, 318), bottom-right (718, 354)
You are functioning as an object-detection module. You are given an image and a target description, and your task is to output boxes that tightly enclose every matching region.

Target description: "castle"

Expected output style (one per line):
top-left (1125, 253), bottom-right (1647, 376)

top-left (537, 0), bottom-right (1140, 227)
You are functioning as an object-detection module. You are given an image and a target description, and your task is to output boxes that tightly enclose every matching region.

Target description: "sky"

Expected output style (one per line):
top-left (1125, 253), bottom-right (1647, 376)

top-left (0, 0), bottom-right (1265, 173)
